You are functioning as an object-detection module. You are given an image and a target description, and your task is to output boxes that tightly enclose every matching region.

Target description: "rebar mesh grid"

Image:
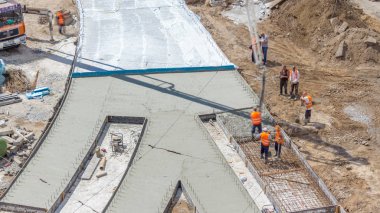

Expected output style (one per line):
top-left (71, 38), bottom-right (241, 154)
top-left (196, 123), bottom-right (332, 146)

top-left (238, 140), bottom-right (331, 212)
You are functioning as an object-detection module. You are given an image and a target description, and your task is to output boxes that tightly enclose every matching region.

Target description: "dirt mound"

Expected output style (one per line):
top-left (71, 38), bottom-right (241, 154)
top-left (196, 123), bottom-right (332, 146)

top-left (270, 0), bottom-right (380, 66)
top-left (5, 67), bottom-right (32, 93)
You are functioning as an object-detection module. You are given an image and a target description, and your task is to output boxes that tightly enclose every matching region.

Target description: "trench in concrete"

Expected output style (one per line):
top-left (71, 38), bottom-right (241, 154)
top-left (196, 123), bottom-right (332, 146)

top-left (47, 116), bottom-right (147, 213)
top-left (163, 181), bottom-right (197, 213)
top-left (200, 115), bottom-right (273, 212)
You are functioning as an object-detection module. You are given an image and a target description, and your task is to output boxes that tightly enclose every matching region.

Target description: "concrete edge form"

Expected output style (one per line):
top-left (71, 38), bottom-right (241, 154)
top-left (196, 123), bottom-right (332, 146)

top-left (198, 113), bottom-right (273, 211)
top-left (100, 117), bottom-right (148, 212)
top-left (0, 0), bottom-right (345, 212)
top-left (198, 107), bottom-right (345, 213)
top-left (161, 180), bottom-right (201, 213)
top-left (199, 68), bottom-right (346, 212)
top-left (0, 202), bottom-right (46, 213)
top-left (0, 0), bottom-right (83, 200)
top-left (192, 115), bottom-right (260, 211)
top-left (48, 116), bottom-right (147, 213)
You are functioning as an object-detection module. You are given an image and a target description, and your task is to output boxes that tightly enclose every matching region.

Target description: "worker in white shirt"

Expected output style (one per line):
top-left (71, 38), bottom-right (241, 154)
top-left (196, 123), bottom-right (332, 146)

top-left (289, 65), bottom-right (300, 100)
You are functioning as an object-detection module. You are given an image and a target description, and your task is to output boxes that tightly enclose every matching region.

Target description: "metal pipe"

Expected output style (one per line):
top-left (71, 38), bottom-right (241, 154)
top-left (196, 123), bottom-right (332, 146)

top-left (99, 157), bottom-right (107, 170)
top-left (96, 171), bottom-right (107, 178)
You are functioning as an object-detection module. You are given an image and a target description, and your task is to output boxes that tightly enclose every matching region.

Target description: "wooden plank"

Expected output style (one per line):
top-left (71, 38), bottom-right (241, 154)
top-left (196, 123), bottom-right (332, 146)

top-left (0, 99), bottom-right (22, 107)
top-left (81, 157), bottom-right (100, 180)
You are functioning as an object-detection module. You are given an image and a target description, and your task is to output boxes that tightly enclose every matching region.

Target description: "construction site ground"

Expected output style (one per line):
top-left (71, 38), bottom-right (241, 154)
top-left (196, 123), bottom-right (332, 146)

top-left (1, 0), bottom-right (379, 212)
top-left (0, 0), bottom-right (77, 126)
top-left (189, 0), bottom-right (380, 212)
top-left (0, 0), bottom-right (77, 196)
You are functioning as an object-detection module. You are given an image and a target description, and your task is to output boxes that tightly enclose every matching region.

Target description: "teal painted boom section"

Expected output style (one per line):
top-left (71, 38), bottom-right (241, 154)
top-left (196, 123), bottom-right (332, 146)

top-left (71, 65), bottom-right (236, 78)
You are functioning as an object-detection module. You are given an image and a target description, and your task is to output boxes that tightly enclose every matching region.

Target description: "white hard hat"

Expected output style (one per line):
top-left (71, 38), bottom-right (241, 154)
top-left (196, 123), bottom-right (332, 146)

top-left (263, 127), bottom-right (268, 132)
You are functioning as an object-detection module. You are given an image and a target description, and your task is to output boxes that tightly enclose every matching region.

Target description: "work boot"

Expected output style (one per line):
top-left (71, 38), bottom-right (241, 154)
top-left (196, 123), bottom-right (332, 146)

top-left (260, 155), bottom-right (264, 159)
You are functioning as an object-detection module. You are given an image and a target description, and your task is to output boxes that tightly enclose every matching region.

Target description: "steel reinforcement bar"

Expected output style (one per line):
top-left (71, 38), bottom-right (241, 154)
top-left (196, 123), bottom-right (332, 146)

top-left (198, 107), bottom-right (345, 213)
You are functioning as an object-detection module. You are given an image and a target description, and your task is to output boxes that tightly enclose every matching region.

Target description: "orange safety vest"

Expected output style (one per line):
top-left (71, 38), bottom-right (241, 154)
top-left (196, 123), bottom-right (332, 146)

top-left (250, 111), bottom-right (262, 125)
top-left (305, 95), bottom-right (313, 109)
top-left (275, 128), bottom-right (284, 145)
top-left (260, 132), bottom-right (270, 147)
top-left (57, 11), bottom-right (64, 26)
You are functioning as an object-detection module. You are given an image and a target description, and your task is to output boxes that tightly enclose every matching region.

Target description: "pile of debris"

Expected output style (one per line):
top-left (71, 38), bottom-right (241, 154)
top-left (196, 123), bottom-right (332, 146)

top-left (0, 119), bottom-right (37, 176)
top-left (0, 93), bottom-right (22, 107)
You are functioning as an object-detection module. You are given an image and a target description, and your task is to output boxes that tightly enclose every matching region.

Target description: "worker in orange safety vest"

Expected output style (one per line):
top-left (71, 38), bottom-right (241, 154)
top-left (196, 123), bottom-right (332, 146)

top-left (274, 124), bottom-right (284, 158)
top-left (260, 127), bottom-right (271, 163)
top-left (56, 11), bottom-right (65, 34)
top-left (250, 107), bottom-right (262, 138)
top-left (301, 91), bottom-right (313, 125)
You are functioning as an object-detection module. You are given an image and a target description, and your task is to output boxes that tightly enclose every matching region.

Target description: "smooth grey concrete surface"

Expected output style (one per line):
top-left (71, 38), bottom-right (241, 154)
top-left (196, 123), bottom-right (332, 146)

top-left (1, 0), bottom-right (268, 212)
top-left (75, 0), bottom-right (232, 74)
top-left (3, 72), bottom-right (261, 213)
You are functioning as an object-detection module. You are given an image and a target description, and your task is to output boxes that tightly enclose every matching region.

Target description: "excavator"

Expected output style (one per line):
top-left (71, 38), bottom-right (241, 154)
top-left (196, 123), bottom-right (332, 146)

top-left (0, 0), bottom-right (54, 50)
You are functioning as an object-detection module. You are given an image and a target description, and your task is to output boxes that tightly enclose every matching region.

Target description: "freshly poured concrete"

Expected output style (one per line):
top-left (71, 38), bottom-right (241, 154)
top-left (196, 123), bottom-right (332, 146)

top-left (3, 71), bottom-right (262, 212)
top-left (203, 121), bottom-right (272, 211)
top-left (2, 0), bottom-right (266, 212)
top-left (75, 0), bottom-right (232, 74)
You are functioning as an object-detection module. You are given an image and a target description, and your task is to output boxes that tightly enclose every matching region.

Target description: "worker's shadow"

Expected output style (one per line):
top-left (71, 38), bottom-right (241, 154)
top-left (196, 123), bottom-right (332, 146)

top-left (307, 122), bottom-right (326, 129)
top-left (277, 119), bottom-right (369, 166)
top-left (265, 60), bottom-right (282, 68)
top-left (298, 130), bottom-right (368, 166)
top-left (27, 37), bottom-right (61, 44)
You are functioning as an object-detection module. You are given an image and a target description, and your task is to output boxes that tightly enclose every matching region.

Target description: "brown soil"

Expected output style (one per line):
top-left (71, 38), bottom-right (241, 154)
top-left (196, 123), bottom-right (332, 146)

top-left (189, 0), bottom-right (380, 212)
top-left (5, 67), bottom-right (31, 93)
top-left (269, 0), bottom-right (380, 66)
top-left (170, 200), bottom-right (195, 213)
